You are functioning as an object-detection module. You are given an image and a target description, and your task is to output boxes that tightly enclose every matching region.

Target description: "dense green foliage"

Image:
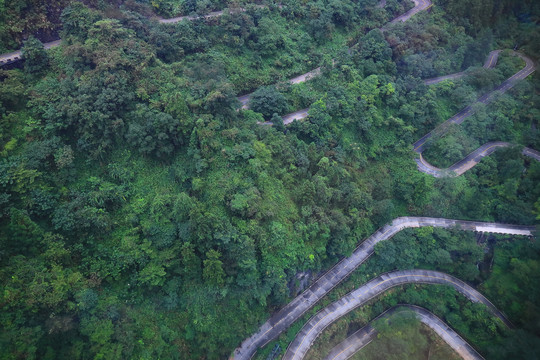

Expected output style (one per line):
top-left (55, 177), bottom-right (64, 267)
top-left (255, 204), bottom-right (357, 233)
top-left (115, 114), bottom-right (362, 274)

top-left (249, 86), bottom-right (288, 119)
top-left (0, 0), bottom-right (158, 53)
top-left (0, 0), bottom-right (539, 359)
top-left (268, 230), bottom-right (540, 360)
top-left (21, 36), bottom-right (49, 75)
top-left (0, 0), bottom-right (71, 52)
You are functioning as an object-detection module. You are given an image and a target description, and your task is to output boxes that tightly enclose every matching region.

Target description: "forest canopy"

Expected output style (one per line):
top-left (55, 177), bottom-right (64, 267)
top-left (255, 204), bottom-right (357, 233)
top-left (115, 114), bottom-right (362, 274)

top-left (0, 0), bottom-right (539, 359)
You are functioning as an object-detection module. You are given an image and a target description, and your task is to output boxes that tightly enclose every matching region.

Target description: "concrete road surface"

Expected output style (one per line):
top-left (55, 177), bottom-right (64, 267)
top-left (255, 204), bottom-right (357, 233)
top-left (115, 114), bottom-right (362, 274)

top-left (324, 305), bottom-right (484, 360)
top-left (157, 9), bottom-right (227, 24)
top-left (413, 52), bottom-right (535, 154)
top-left (157, 5), bottom-right (269, 24)
top-left (415, 142), bottom-right (540, 177)
top-left (232, 217), bottom-right (533, 359)
top-left (388, 0), bottom-right (432, 24)
top-left (0, 39), bottom-right (61, 65)
top-left (283, 269), bottom-right (510, 360)
top-left (283, 108), bottom-right (310, 125)
top-left (424, 50), bottom-right (501, 85)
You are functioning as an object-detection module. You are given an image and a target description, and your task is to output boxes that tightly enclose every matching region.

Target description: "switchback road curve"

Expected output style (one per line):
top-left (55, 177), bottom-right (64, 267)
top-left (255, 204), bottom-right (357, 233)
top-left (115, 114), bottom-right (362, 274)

top-left (232, 217), bottom-right (533, 359)
top-left (416, 142), bottom-right (540, 178)
top-left (238, 0), bottom-right (431, 110)
top-left (282, 269), bottom-right (511, 360)
top-left (270, 50), bottom-right (535, 127)
top-left (423, 50), bottom-right (501, 85)
top-left (412, 51), bottom-right (537, 176)
top-left (412, 53), bottom-right (535, 149)
top-left (254, 35), bottom-right (537, 175)
top-left (323, 305), bottom-right (484, 360)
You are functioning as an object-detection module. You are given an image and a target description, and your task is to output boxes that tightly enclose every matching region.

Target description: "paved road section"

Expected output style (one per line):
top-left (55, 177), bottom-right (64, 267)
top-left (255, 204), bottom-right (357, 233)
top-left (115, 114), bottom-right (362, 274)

top-left (283, 269), bottom-right (510, 360)
top-left (0, 39), bottom-right (61, 66)
top-left (0, 5), bottom-right (247, 66)
top-left (324, 305), bottom-right (484, 360)
top-left (423, 50), bottom-right (501, 85)
top-left (232, 217), bottom-right (533, 359)
top-left (158, 5), bottom-right (270, 24)
top-left (522, 147), bottom-right (540, 161)
top-left (283, 109), bottom-right (310, 125)
top-left (157, 9), bottom-right (228, 24)
top-left (416, 142), bottom-right (540, 177)
top-left (413, 52), bottom-right (536, 154)
top-left (238, 0), bottom-right (429, 110)
top-left (388, 0), bottom-right (432, 24)
top-left (414, 52), bottom-right (538, 176)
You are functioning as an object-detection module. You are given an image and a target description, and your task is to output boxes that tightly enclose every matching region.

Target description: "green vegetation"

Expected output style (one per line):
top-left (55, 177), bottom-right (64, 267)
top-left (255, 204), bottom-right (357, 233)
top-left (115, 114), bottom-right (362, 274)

top-left (299, 307), bottom-right (462, 360)
top-left (250, 86), bottom-right (288, 119)
top-left (353, 311), bottom-right (461, 360)
top-left (0, 0), bottom-right (539, 359)
top-left (258, 229), bottom-right (540, 359)
top-left (421, 51), bottom-right (537, 168)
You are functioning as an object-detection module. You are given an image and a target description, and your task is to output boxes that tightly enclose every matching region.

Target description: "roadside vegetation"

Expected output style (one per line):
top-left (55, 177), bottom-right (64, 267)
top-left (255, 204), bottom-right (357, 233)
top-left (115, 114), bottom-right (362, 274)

top-left (259, 231), bottom-right (540, 359)
top-left (351, 316), bottom-right (462, 360)
top-left (0, 0), bottom-right (539, 359)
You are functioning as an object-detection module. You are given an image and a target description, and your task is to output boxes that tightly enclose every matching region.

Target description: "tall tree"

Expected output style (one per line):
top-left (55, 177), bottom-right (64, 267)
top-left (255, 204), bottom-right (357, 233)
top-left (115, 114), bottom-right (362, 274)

top-left (249, 86), bottom-right (288, 119)
top-left (203, 249), bottom-right (226, 287)
top-left (22, 36), bottom-right (48, 75)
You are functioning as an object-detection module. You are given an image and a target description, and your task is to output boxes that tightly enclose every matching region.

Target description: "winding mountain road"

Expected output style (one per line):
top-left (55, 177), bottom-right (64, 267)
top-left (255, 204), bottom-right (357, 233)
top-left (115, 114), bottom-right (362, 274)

top-left (233, 3), bottom-right (539, 177)
top-left (264, 49), bottom-right (535, 131)
top-left (413, 52), bottom-right (536, 154)
top-left (324, 305), bottom-right (484, 360)
top-left (239, 0), bottom-right (430, 112)
top-left (423, 50), bottom-right (501, 85)
top-left (413, 51), bottom-right (537, 176)
top-left (0, 6), bottom-right (242, 66)
top-left (2, 2), bottom-right (537, 360)
top-left (282, 269), bottom-right (510, 360)
top-left (387, 0), bottom-right (432, 25)
top-left (4, 3), bottom-right (536, 179)
top-left (251, 32), bottom-right (537, 174)
top-left (416, 142), bottom-right (540, 178)
top-left (233, 8), bottom-right (538, 357)
top-left (232, 217), bottom-right (533, 359)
